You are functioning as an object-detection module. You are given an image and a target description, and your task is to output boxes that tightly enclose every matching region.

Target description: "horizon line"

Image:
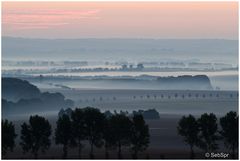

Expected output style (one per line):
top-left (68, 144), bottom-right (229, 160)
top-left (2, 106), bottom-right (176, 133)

top-left (2, 36), bottom-right (238, 41)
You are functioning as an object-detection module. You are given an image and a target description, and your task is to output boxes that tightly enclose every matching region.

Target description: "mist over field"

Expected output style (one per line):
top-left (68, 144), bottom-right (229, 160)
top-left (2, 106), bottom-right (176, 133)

top-left (2, 37), bottom-right (238, 65)
top-left (2, 37), bottom-right (238, 116)
top-left (1, 11), bottom-right (239, 161)
top-left (2, 1), bottom-right (239, 159)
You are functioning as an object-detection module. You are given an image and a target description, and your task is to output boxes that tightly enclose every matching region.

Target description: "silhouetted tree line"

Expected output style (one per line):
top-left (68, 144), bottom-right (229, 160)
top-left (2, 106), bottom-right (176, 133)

top-left (2, 107), bottom-right (149, 159)
top-left (2, 120), bottom-right (17, 157)
top-left (59, 108), bottom-right (160, 120)
top-left (177, 111), bottom-right (238, 159)
top-left (2, 110), bottom-right (238, 159)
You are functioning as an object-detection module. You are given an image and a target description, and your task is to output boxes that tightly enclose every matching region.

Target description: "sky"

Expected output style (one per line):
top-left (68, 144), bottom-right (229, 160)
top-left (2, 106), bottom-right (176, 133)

top-left (2, 2), bottom-right (238, 39)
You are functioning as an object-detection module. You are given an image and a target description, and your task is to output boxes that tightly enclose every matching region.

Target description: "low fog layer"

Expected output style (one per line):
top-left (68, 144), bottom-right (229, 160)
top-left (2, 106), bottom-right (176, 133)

top-left (12, 75), bottom-right (213, 90)
top-left (3, 76), bottom-right (238, 117)
top-left (2, 37), bottom-right (238, 65)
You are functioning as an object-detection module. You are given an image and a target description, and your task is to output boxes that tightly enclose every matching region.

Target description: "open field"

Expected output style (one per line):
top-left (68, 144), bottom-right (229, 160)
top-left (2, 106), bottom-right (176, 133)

top-left (4, 88), bottom-right (238, 159)
top-left (40, 88), bottom-right (238, 116)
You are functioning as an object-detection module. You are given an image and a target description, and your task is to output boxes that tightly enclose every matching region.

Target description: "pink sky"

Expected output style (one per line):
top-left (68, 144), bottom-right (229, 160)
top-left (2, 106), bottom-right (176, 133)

top-left (2, 2), bottom-right (238, 39)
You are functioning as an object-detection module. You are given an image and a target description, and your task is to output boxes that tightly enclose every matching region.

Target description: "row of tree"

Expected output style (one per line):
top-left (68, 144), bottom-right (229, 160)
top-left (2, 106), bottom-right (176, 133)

top-left (133, 93), bottom-right (236, 99)
top-left (81, 93), bottom-right (236, 102)
top-left (177, 111), bottom-right (238, 159)
top-left (2, 107), bottom-right (150, 159)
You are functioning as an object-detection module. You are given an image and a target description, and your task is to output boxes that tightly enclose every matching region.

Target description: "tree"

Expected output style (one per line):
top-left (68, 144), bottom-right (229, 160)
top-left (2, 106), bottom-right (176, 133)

top-left (154, 95), bottom-right (157, 99)
top-left (198, 113), bottom-right (219, 152)
top-left (174, 93), bottom-right (178, 98)
top-left (188, 93), bottom-right (192, 98)
top-left (220, 111), bottom-right (238, 159)
top-left (71, 108), bottom-right (85, 158)
top-left (202, 94), bottom-right (206, 98)
top-left (55, 114), bottom-right (75, 159)
top-left (2, 119), bottom-right (17, 158)
top-left (137, 63), bottom-right (144, 70)
top-left (195, 93), bottom-right (199, 98)
top-left (110, 114), bottom-right (133, 159)
top-left (83, 107), bottom-right (105, 158)
top-left (177, 115), bottom-right (199, 159)
top-left (103, 117), bottom-right (116, 159)
top-left (131, 114), bottom-right (150, 159)
top-left (20, 115), bottom-right (51, 159)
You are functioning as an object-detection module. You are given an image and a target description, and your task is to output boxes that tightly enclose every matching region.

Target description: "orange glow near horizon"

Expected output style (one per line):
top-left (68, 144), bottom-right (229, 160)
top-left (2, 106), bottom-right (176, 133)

top-left (2, 2), bottom-right (238, 39)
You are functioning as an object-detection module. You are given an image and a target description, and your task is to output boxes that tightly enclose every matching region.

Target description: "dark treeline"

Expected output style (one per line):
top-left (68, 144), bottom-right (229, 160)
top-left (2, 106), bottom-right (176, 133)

top-left (2, 107), bottom-right (149, 159)
top-left (178, 111), bottom-right (238, 159)
top-left (59, 108), bottom-right (160, 120)
top-left (1, 109), bottom-right (238, 159)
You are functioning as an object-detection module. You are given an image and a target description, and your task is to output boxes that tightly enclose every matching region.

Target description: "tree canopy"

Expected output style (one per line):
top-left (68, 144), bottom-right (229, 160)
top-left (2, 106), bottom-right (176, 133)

top-left (177, 115), bottom-right (199, 158)
top-left (71, 108), bottom-right (85, 158)
top-left (131, 114), bottom-right (150, 159)
top-left (83, 107), bottom-right (105, 158)
top-left (55, 114), bottom-right (75, 158)
top-left (198, 113), bottom-right (219, 152)
top-left (110, 114), bottom-right (133, 159)
top-left (20, 115), bottom-right (52, 158)
top-left (2, 119), bottom-right (17, 158)
top-left (220, 111), bottom-right (238, 159)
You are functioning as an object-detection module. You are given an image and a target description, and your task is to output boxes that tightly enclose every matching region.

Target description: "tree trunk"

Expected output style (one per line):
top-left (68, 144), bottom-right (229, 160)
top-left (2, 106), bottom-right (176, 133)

top-left (135, 150), bottom-right (138, 159)
top-left (105, 146), bottom-right (109, 159)
top-left (78, 139), bottom-right (82, 159)
top-left (118, 143), bottom-right (122, 159)
top-left (190, 145), bottom-right (194, 159)
top-left (34, 151), bottom-right (38, 159)
top-left (63, 144), bottom-right (68, 159)
top-left (232, 144), bottom-right (235, 159)
top-left (90, 141), bottom-right (94, 159)
top-left (132, 150), bottom-right (138, 159)
top-left (2, 149), bottom-right (7, 159)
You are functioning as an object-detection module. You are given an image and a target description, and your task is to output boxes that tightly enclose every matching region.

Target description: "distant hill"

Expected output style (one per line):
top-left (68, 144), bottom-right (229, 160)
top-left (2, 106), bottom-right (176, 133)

top-left (2, 78), bottom-right (74, 115)
top-left (2, 37), bottom-right (238, 64)
top-left (21, 74), bottom-right (213, 90)
top-left (2, 78), bottom-right (41, 102)
top-left (156, 75), bottom-right (213, 90)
